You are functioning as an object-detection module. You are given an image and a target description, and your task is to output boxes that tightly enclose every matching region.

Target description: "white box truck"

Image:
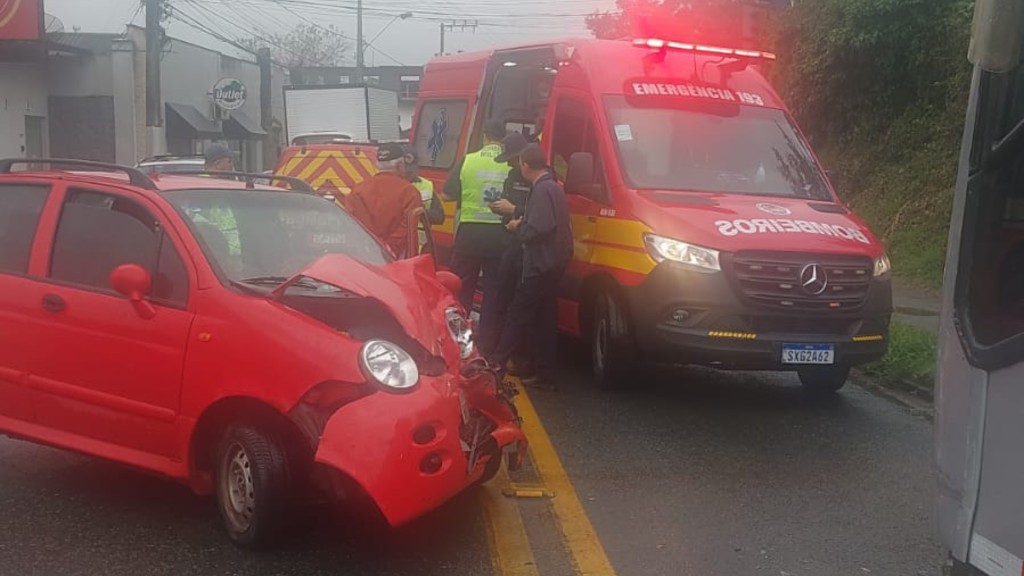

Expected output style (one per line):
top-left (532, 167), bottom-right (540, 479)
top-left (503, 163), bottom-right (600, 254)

top-left (283, 85), bottom-right (401, 144)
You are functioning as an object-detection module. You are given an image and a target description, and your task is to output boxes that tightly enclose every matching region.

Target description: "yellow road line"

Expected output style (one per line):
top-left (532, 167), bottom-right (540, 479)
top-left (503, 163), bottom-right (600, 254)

top-left (517, 386), bottom-right (618, 576)
top-left (480, 466), bottom-right (540, 576)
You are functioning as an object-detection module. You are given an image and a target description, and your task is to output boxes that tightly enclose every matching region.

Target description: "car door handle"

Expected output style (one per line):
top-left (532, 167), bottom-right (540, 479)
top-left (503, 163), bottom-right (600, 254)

top-left (587, 216), bottom-right (598, 223)
top-left (42, 293), bottom-right (66, 313)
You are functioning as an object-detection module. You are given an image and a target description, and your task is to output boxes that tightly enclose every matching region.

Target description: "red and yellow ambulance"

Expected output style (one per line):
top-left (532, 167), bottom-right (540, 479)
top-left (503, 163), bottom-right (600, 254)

top-left (411, 38), bottom-right (892, 392)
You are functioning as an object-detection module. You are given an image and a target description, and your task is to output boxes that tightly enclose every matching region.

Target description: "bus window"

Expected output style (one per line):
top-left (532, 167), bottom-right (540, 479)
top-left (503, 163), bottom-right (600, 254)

top-left (958, 63), bottom-right (1024, 353)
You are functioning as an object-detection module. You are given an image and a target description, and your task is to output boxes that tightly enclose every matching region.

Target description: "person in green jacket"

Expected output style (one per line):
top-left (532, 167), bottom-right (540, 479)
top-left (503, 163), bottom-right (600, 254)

top-left (442, 119), bottom-right (509, 337)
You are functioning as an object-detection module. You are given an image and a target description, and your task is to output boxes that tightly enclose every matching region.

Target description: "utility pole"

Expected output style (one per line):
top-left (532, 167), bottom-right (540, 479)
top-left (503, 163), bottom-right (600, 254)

top-left (145, 0), bottom-right (164, 155)
top-left (145, 0), bottom-right (162, 127)
top-left (355, 0), bottom-right (364, 84)
top-left (439, 20), bottom-right (478, 55)
top-left (258, 47), bottom-right (273, 171)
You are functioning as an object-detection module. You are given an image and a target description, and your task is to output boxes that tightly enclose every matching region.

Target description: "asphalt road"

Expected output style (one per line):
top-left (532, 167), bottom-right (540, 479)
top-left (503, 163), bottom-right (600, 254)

top-left (0, 352), bottom-right (942, 576)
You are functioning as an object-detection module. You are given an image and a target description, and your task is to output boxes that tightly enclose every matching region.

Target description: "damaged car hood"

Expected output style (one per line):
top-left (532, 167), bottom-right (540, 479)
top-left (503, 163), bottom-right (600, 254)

top-left (271, 254), bottom-right (452, 350)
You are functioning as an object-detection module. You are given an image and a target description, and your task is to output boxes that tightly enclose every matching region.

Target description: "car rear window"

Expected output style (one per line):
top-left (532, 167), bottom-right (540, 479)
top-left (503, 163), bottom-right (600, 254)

top-left (0, 184), bottom-right (50, 275)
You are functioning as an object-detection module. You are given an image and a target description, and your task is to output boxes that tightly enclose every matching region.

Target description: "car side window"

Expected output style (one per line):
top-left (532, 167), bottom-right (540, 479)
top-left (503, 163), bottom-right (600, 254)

top-left (550, 97), bottom-right (608, 199)
top-left (0, 184), bottom-right (50, 275)
top-left (50, 189), bottom-right (188, 306)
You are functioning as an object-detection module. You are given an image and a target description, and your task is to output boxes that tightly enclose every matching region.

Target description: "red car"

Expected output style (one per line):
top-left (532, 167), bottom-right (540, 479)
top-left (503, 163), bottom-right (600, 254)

top-left (0, 159), bottom-right (525, 548)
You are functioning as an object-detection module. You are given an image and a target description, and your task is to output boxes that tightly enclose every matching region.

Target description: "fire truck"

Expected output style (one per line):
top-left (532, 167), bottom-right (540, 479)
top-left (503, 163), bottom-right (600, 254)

top-left (411, 37), bottom-right (892, 392)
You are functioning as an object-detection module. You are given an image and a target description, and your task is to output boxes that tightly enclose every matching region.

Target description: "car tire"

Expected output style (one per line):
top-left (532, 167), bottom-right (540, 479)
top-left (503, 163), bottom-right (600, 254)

top-left (215, 423), bottom-right (293, 549)
top-left (591, 290), bottom-right (635, 390)
top-left (797, 365), bottom-right (851, 393)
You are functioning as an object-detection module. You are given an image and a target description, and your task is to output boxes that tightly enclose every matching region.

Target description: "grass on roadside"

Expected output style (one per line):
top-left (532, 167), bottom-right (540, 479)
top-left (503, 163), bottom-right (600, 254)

top-left (861, 321), bottom-right (937, 390)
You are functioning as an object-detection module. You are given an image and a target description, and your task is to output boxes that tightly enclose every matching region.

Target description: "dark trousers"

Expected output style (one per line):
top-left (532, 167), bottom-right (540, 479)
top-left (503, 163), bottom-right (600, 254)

top-left (451, 249), bottom-right (501, 321)
top-left (490, 267), bottom-right (564, 380)
top-left (477, 242), bottom-right (523, 355)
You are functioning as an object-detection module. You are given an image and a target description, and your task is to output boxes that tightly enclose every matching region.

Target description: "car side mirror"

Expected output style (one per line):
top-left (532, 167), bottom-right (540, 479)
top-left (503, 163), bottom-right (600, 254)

top-left (436, 271), bottom-right (462, 297)
top-left (565, 152), bottom-right (595, 196)
top-left (110, 264), bottom-right (157, 320)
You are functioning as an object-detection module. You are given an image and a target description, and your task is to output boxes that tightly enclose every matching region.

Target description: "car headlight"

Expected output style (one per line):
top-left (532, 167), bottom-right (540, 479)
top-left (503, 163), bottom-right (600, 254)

top-left (643, 233), bottom-right (721, 272)
top-left (873, 253), bottom-right (892, 277)
top-left (445, 307), bottom-right (474, 359)
top-left (359, 340), bottom-right (419, 392)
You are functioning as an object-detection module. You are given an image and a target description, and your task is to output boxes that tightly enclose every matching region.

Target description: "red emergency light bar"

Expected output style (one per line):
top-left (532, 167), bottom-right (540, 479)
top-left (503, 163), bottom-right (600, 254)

top-left (632, 38), bottom-right (777, 61)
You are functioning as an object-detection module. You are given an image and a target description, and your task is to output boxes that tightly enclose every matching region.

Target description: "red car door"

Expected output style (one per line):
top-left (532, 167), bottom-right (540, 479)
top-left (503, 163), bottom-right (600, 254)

top-left (29, 184), bottom-right (195, 460)
top-left (0, 181), bottom-right (54, 424)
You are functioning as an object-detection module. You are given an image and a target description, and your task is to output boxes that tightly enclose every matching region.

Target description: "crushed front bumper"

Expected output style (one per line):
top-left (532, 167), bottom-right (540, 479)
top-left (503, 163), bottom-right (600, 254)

top-left (313, 371), bottom-right (524, 526)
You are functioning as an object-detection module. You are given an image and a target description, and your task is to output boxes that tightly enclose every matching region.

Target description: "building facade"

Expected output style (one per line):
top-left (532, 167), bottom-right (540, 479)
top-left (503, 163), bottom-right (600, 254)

top-left (0, 26), bottom-right (290, 171)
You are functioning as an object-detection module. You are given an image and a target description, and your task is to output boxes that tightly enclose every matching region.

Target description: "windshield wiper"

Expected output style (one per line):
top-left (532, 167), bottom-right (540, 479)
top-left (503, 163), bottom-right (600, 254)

top-left (238, 276), bottom-right (292, 287)
top-left (237, 275), bottom-right (331, 291)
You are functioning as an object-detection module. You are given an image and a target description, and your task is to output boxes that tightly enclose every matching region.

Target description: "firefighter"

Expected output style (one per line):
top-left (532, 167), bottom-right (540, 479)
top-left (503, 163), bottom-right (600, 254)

top-left (442, 119), bottom-right (509, 316)
top-left (406, 149), bottom-right (445, 226)
top-left (344, 142), bottom-right (424, 258)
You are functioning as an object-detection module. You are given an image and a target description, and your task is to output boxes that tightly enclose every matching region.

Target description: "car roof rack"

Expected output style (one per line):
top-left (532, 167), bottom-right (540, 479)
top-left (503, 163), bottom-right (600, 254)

top-left (0, 157), bottom-right (158, 190)
top-left (160, 170), bottom-right (317, 195)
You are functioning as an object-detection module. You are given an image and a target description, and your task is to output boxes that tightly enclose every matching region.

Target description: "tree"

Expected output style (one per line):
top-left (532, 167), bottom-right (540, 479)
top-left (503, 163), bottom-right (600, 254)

top-left (239, 24), bottom-right (350, 68)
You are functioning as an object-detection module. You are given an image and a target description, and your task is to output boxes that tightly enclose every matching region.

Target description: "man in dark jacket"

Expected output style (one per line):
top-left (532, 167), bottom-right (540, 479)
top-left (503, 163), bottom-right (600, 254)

top-left (488, 144), bottom-right (573, 389)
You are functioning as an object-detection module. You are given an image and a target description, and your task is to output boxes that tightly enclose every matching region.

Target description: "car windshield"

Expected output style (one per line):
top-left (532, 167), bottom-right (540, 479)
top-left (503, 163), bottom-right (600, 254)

top-left (163, 189), bottom-right (389, 285)
top-left (604, 95), bottom-right (832, 200)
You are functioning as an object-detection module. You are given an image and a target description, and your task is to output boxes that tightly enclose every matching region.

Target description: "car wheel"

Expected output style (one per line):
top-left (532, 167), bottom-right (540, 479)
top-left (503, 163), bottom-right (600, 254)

top-left (591, 290), bottom-right (635, 390)
top-left (797, 365), bottom-right (851, 393)
top-left (215, 423), bottom-right (292, 549)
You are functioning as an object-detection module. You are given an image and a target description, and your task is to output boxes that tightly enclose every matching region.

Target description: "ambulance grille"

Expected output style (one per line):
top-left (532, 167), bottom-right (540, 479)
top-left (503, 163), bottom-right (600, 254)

top-left (730, 251), bottom-right (873, 311)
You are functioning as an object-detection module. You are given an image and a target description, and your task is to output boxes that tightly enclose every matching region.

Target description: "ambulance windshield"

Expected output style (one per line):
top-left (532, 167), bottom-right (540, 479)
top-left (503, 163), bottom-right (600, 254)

top-left (605, 96), bottom-right (831, 200)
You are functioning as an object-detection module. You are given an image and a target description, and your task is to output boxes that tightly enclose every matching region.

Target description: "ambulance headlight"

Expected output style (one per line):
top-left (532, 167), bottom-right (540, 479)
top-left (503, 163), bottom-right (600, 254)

top-left (873, 253), bottom-right (892, 277)
top-left (359, 340), bottom-right (419, 392)
top-left (643, 233), bottom-right (721, 272)
top-left (445, 307), bottom-right (474, 360)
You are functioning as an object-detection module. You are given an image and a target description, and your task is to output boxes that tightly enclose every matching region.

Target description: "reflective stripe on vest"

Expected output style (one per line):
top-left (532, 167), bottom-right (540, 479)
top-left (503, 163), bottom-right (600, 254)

top-left (458, 144), bottom-right (505, 225)
top-left (412, 178), bottom-right (434, 204)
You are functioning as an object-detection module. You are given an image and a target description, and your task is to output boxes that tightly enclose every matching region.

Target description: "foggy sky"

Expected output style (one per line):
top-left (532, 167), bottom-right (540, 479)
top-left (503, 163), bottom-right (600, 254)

top-left (45, 0), bottom-right (617, 66)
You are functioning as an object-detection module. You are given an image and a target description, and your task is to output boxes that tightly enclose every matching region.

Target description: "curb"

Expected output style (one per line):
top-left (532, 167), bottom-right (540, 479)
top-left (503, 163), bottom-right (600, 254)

top-left (852, 371), bottom-right (934, 420)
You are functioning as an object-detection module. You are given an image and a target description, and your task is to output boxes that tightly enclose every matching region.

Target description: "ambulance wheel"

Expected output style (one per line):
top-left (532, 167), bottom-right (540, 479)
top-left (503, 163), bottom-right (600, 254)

top-left (215, 423), bottom-right (293, 549)
top-left (797, 365), bottom-right (850, 394)
top-left (591, 290), bottom-right (635, 390)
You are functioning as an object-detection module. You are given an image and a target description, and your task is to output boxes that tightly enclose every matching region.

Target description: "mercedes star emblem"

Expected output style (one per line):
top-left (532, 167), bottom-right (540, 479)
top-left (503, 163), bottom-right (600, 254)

top-left (800, 263), bottom-right (828, 296)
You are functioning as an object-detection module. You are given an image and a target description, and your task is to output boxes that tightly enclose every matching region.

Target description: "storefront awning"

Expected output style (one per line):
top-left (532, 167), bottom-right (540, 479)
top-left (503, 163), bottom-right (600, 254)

top-left (166, 103), bottom-right (222, 140)
top-left (225, 109), bottom-right (267, 139)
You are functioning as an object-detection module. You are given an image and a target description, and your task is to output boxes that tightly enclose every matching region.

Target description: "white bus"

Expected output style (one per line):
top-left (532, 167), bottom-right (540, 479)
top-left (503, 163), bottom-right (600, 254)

top-left (936, 1), bottom-right (1024, 575)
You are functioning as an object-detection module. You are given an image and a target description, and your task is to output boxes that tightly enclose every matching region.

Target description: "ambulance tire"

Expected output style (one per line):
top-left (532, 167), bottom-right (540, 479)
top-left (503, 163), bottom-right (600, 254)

top-left (591, 290), bottom-right (635, 390)
top-left (797, 365), bottom-right (850, 394)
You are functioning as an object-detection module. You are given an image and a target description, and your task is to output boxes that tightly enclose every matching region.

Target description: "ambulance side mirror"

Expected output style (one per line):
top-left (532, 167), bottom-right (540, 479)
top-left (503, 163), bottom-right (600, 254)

top-left (565, 152), bottom-right (595, 196)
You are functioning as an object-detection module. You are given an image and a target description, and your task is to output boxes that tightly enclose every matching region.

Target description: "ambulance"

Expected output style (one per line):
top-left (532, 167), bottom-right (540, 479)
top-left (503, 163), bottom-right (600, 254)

top-left (411, 38), bottom-right (893, 392)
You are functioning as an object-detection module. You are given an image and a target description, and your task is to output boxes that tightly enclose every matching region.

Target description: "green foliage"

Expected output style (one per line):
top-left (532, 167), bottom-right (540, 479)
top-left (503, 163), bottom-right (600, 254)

top-left (768, 0), bottom-right (973, 290)
top-left (862, 321), bottom-right (937, 387)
